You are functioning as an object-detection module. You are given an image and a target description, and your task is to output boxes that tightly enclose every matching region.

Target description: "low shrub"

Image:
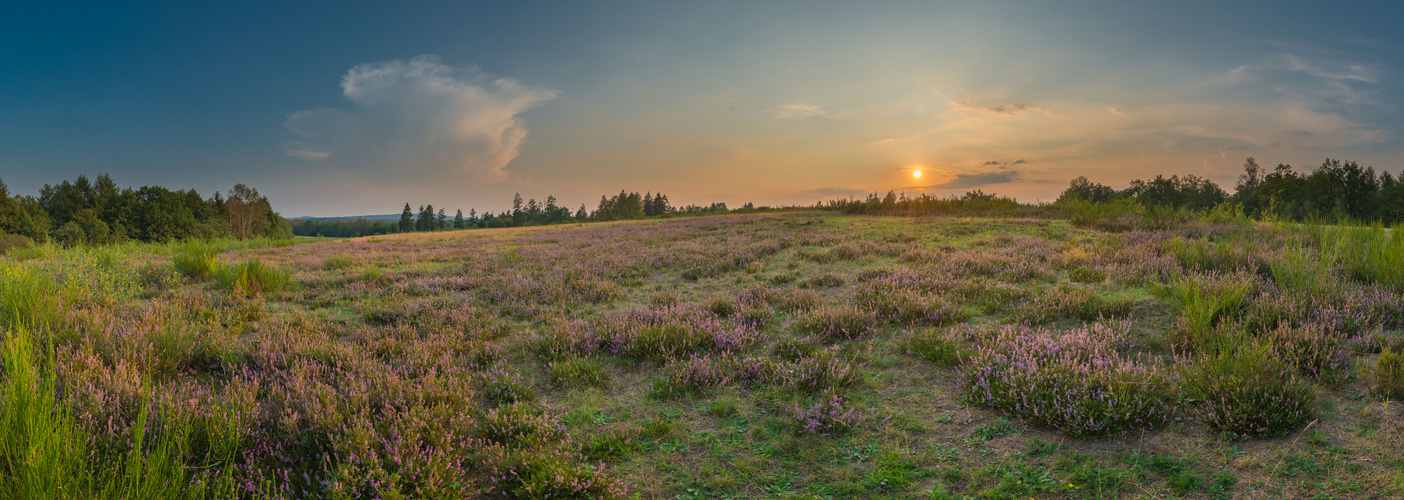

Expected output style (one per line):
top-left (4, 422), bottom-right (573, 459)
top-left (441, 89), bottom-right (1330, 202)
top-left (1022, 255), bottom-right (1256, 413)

top-left (1260, 322), bottom-right (1352, 384)
top-left (1014, 284), bottom-right (1133, 324)
top-left (582, 424), bottom-right (644, 461)
top-left (793, 305), bottom-right (876, 340)
top-left (548, 358), bottom-right (610, 389)
top-left (854, 285), bottom-right (969, 327)
top-left (706, 298), bottom-right (735, 317)
top-left (771, 336), bottom-right (819, 362)
top-left (958, 322), bottom-right (1175, 437)
top-left (478, 402), bottom-right (565, 446)
top-left (793, 390), bottom-right (864, 435)
top-left (480, 368), bottom-right (536, 406)
top-left (803, 274), bottom-right (846, 288)
top-left (1179, 342), bottom-right (1316, 438)
top-left (479, 443), bottom-right (629, 498)
top-left (778, 352), bottom-right (863, 393)
top-left (1377, 348), bottom-right (1404, 399)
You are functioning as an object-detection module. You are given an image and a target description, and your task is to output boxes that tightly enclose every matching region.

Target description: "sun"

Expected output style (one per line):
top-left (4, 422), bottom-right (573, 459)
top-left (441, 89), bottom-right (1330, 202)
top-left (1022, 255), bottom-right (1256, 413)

top-left (913, 170), bottom-right (922, 179)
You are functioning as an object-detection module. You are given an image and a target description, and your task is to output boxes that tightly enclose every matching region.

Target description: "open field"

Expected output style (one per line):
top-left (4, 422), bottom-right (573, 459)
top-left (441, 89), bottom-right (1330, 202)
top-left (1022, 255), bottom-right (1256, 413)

top-left (3, 212), bottom-right (1404, 498)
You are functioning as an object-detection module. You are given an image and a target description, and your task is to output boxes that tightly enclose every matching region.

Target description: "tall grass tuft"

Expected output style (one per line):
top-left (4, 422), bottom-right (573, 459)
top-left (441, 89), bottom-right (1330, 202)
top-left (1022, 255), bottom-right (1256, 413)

top-left (1157, 272), bottom-right (1253, 352)
top-left (0, 265), bottom-right (62, 331)
top-left (213, 258), bottom-right (288, 297)
top-left (171, 241), bottom-right (221, 279)
top-left (0, 326), bottom-right (88, 499)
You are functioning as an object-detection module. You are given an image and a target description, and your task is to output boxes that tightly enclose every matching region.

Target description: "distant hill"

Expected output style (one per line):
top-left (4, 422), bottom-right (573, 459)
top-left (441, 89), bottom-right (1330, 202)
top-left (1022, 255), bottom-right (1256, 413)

top-left (292, 214), bottom-right (401, 222)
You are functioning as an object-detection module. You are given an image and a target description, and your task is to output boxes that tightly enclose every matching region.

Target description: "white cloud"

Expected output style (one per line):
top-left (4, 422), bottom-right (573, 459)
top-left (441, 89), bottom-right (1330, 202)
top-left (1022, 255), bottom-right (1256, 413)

top-left (284, 55), bottom-right (557, 183)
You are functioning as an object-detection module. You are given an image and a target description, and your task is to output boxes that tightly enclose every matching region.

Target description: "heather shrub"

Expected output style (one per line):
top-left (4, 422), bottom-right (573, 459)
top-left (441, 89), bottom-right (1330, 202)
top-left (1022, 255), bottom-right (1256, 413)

top-left (793, 305), bottom-right (876, 340)
top-left (854, 285), bottom-right (969, 326)
top-left (479, 443), bottom-right (629, 499)
top-left (793, 390), bottom-right (864, 435)
top-left (213, 258), bottom-right (288, 297)
top-left (660, 354), bottom-right (737, 393)
top-left (778, 352), bottom-right (863, 393)
top-left (172, 240), bottom-right (221, 279)
top-left (771, 336), bottom-right (819, 362)
top-left (706, 298), bottom-right (735, 317)
top-left (1260, 322), bottom-right (1352, 384)
top-left (480, 368), bottom-right (536, 406)
top-left (973, 280), bottom-right (1036, 315)
top-left (1377, 348), bottom-right (1404, 399)
top-left (478, 402), bottom-right (566, 446)
top-left (1015, 284), bottom-right (1133, 324)
top-left (625, 324), bottom-right (714, 361)
top-left (548, 358), bottom-right (610, 389)
top-left (1179, 343), bottom-right (1316, 438)
top-left (803, 273), bottom-right (846, 288)
top-left (902, 329), bottom-right (971, 368)
top-left (582, 424), bottom-right (645, 461)
top-left (958, 322), bottom-right (1175, 436)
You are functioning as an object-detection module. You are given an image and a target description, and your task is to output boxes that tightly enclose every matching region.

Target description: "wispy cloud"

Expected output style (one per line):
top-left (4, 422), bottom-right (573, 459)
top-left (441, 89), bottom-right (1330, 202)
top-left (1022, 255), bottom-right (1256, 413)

top-left (1107, 106), bottom-right (1127, 115)
top-left (773, 102), bottom-right (838, 120)
top-left (954, 99), bottom-right (1035, 115)
top-left (283, 55), bottom-right (557, 184)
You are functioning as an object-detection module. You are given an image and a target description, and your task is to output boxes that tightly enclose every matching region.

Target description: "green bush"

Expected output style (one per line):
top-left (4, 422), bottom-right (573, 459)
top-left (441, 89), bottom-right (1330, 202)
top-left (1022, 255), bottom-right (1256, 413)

top-left (793, 306), bottom-right (876, 340)
top-left (1179, 343), bottom-right (1316, 438)
top-left (0, 234), bottom-right (33, 255)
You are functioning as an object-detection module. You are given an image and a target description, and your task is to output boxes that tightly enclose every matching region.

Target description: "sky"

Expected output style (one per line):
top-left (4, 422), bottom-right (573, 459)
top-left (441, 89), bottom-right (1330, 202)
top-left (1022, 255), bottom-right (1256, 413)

top-left (3, 1), bottom-right (1403, 216)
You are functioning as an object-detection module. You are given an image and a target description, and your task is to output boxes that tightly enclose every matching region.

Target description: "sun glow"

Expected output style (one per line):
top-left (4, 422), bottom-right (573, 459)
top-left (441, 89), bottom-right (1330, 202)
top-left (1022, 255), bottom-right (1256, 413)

top-left (913, 170), bottom-right (922, 178)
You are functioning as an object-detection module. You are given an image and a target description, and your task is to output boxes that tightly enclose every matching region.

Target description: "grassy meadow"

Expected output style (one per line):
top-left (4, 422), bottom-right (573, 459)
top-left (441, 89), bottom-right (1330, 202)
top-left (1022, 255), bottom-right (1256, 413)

top-left (2, 212), bottom-right (1404, 499)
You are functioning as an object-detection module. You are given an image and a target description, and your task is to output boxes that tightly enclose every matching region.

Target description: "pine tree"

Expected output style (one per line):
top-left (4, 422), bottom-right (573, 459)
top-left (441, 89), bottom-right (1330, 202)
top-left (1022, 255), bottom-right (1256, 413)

top-left (436, 208), bottom-right (447, 229)
top-left (399, 203), bottom-right (414, 232)
top-left (454, 209), bottom-right (465, 229)
top-left (575, 203), bottom-right (588, 220)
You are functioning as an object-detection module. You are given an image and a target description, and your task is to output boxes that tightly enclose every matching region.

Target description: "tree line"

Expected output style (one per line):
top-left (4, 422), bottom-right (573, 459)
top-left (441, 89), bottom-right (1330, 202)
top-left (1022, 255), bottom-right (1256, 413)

top-left (292, 190), bottom-right (739, 237)
top-left (0, 174), bottom-right (291, 247)
top-left (1059, 157), bottom-right (1404, 223)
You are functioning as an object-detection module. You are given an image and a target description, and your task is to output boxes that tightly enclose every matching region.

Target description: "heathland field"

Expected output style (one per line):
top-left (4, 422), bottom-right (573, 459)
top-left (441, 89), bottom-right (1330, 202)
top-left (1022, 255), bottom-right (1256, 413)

top-left (3, 212), bottom-right (1404, 499)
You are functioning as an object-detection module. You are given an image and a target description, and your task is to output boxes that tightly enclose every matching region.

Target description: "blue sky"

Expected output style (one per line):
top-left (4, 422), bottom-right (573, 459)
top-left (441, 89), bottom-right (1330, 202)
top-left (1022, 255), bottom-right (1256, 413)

top-left (3, 1), bottom-right (1402, 216)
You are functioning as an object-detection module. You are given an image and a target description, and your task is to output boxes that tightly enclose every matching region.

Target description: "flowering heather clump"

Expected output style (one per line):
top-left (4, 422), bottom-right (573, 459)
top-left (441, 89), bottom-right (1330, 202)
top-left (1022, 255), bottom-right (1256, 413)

top-left (793, 390), bottom-right (865, 435)
top-left (771, 336), bottom-right (820, 362)
top-left (854, 284), bottom-right (969, 327)
top-left (1260, 322), bottom-right (1353, 384)
top-left (778, 352), bottom-right (864, 393)
top-left (958, 322), bottom-right (1176, 437)
top-left (658, 354), bottom-right (776, 395)
top-left (801, 273), bottom-right (846, 288)
top-left (480, 368), bottom-right (536, 406)
top-left (1180, 342), bottom-right (1316, 438)
top-left (478, 402), bottom-right (567, 446)
top-left (1013, 284), bottom-right (1133, 324)
top-left (793, 305), bottom-right (877, 340)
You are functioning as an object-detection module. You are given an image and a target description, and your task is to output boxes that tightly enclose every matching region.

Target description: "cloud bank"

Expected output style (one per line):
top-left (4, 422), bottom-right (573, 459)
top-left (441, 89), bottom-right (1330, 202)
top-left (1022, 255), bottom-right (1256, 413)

top-left (284, 55), bottom-right (557, 183)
